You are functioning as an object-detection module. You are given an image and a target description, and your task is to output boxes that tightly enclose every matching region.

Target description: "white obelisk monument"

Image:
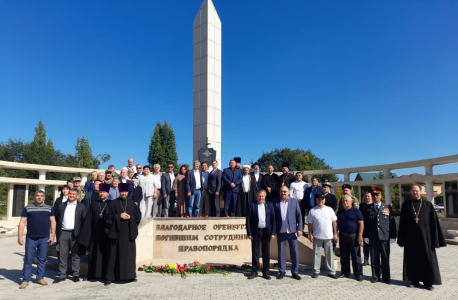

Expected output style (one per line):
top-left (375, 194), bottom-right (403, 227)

top-left (193, 0), bottom-right (222, 166)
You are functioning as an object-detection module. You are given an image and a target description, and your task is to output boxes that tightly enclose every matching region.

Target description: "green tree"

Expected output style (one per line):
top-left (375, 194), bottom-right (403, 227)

top-left (24, 120), bottom-right (55, 165)
top-left (148, 122), bottom-right (166, 169)
top-left (161, 120), bottom-right (178, 170)
top-left (256, 148), bottom-right (339, 182)
top-left (75, 137), bottom-right (95, 168)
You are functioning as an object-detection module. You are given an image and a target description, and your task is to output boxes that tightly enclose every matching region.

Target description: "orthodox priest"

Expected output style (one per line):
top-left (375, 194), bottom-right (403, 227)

top-left (77, 183), bottom-right (111, 281)
top-left (397, 184), bottom-right (446, 291)
top-left (104, 183), bottom-right (141, 286)
top-left (276, 162), bottom-right (295, 191)
top-left (262, 165), bottom-right (278, 202)
top-left (236, 164), bottom-right (258, 216)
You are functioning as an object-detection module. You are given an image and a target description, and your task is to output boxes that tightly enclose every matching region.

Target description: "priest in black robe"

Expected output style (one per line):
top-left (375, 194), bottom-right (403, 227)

top-left (397, 184), bottom-right (446, 290)
top-left (236, 164), bottom-right (258, 217)
top-left (276, 162), bottom-right (295, 191)
top-left (262, 165), bottom-right (278, 202)
top-left (104, 183), bottom-right (141, 286)
top-left (78, 183), bottom-right (112, 281)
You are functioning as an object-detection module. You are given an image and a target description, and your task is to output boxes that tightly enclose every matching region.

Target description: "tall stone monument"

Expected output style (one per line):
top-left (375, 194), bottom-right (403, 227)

top-left (193, 0), bottom-right (222, 166)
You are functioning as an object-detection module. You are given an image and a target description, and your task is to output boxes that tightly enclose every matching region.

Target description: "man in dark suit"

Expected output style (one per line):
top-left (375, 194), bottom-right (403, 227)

top-left (363, 187), bottom-right (396, 284)
top-left (246, 189), bottom-right (276, 280)
top-left (161, 163), bottom-right (177, 217)
top-left (130, 178), bottom-right (143, 205)
top-left (273, 186), bottom-right (303, 280)
top-left (208, 160), bottom-right (222, 217)
top-left (54, 189), bottom-right (87, 283)
top-left (84, 171), bottom-right (98, 193)
top-left (301, 176), bottom-right (324, 215)
top-left (186, 161), bottom-right (204, 217)
top-left (250, 162), bottom-right (263, 190)
top-left (222, 160), bottom-right (243, 217)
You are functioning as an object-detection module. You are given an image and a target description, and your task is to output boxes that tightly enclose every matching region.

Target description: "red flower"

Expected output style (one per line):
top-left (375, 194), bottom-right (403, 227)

top-left (199, 215), bottom-right (202, 218)
top-left (143, 264), bottom-right (146, 267)
top-left (186, 215), bottom-right (190, 218)
top-left (226, 215), bottom-right (229, 218)
top-left (138, 267), bottom-right (142, 271)
top-left (205, 215), bottom-right (209, 218)
top-left (206, 267), bottom-right (211, 270)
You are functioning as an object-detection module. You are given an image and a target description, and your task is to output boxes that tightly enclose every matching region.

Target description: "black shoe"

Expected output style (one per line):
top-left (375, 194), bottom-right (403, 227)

top-left (104, 281), bottom-right (111, 286)
top-left (247, 273), bottom-right (258, 280)
top-left (383, 280), bottom-right (391, 285)
top-left (73, 276), bottom-right (80, 283)
top-left (356, 275), bottom-right (363, 282)
top-left (408, 281), bottom-right (420, 288)
top-left (262, 273), bottom-right (271, 280)
top-left (276, 273), bottom-right (285, 280)
top-left (311, 274), bottom-right (319, 279)
top-left (362, 261), bottom-right (369, 266)
top-left (292, 274), bottom-right (301, 280)
top-left (53, 278), bottom-right (66, 284)
top-left (328, 274), bottom-right (339, 279)
top-left (338, 273), bottom-right (349, 278)
top-left (370, 278), bottom-right (378, 283)
top-left (425, 286), bottom-right (434, 291)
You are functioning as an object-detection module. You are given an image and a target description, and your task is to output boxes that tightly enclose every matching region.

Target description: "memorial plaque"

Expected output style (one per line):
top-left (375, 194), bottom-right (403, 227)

top-left (198, 148), bottom-right (216, 166)
top-left (13, 185), bottom-right (26, 217)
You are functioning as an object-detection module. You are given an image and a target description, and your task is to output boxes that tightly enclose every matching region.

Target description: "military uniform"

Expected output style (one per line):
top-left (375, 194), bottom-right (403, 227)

top-left (363, 188), bottom-right (396, 283)
top-left (76, 186), bottom-right (86, 202)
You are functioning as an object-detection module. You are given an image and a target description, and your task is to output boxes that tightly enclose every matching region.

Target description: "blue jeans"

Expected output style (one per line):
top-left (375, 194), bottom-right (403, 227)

top-left (23, 237), bottom-right (49, 282)
top-left (188, 190), bottom-right (201, 217)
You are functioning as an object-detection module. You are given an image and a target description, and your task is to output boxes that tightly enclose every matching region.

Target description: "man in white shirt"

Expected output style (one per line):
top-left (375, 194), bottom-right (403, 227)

top-left (126, 158), bottom-right (135, 171)
top-left (289, 172), bottom-right (308, 201)
top-left (306, 193), bottom-right (338, 279)
top-left (186, 161), bottom-right (203, 217)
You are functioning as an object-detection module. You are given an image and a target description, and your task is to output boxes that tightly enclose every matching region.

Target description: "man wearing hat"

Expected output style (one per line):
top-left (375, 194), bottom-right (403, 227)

top-left (234, 157), bottom-right (242, 169)
top-left (104, 170), bottom-right (114, 185)
top-left (306, 193), bottom-right (338, 279)
top-left (276, 162), bottom-right (295, 191)
top-left (338, 184), bottom-right (359, 211)
top-left (77, 183), bottom-right (112, 281)
top-left (73, 177), bottom-right (86, 202)
top-left (250, 162), bottom-right (263, 191)
top-left (322, 182), bottom-right (337, 211)
top-left (363, 187), bottom-right (396, 284)
top-left (104, 183), bottom-right (141, 286)
top-left (236, 164), bottom-right (257, 217)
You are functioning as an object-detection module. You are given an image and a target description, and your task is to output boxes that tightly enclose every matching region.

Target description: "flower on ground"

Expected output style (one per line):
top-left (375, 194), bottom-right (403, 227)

top-left (138, 267), bottom-right (142, 271)
top-left (167, 263), bottom-right (175, 269)
top-left (143, 264), bottom-right (146, 267)
top-left (206, 267), bottom-right (211, 270)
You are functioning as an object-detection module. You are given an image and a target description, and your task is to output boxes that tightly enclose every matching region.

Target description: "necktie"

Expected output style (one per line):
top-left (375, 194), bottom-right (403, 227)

top-left (375, 204), bottom-right (379, 212)
top-left (310, 187), bottom-right (315, 207)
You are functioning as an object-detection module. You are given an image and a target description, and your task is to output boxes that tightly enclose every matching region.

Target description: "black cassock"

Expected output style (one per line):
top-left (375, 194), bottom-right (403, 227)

top-left (236, 175), bottom-right (257, 217)
top-left (276, 173), bottom-right (295, 191)
top-left (262, 173), bottom-right (278, 202)
top-left (105, 197), bottom-right (141, 281)
top-left (397, 198), bottom-right (446, 286)
top-left (78, 198), bottom-right (111, 280)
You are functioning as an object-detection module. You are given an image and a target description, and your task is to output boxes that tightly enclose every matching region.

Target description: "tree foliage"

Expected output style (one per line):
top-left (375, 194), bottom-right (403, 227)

top-left (147, 120), bottom-right (178, 171)
top-left (256, 148), bottom-right (339, 182)
top-left (75, 137), bottom-right (95, 168)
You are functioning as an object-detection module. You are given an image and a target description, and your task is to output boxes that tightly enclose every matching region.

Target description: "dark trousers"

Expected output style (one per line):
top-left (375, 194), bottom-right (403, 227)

top-left (339, 233), bottom-right (362, 277)
top-left (363, 243), bottom-right (370, 263)
top-left (224, 191), bottom-right (238, 217)
top-left (370, 240), bottom-right (390, 281)
top-left (277, 232), bottom-right (299, 275)
top-left (58, 230), bottom-right (80, 278)
top-left (209, 192), bottom-right (220, 217)
top-left (251, 228), bottom-right (270, 274)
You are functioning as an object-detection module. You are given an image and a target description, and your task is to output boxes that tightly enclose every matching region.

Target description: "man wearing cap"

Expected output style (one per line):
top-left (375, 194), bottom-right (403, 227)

top-left (338, 184), bottom-right (359, 211)
top-left (276, 162), bottom-right (295, 191)
top-left (73, 177), bottom-right (86, 202)
top-left (322, 178), bottom-right (335, 195)
top-left (250, 162), bottom-right (263, 191)
top-left (262, 165), bottom-right (278, 202)
top-left (363, 187), bottom-right (396, 284)
top-left (105, 183), bottom-right (141, 286)
top-left (336, 195), bottom-right (364, 281)
top-left (301, 176), bottom-right (324, 215)
top-left (306, 193), bottom-right (338, 279)
top-left (322, 182), bottom-right (337, 211)
top-left (360, 191), bottom-right (373, 266)
top-left (222, 160), bottom-right (243, 217)
top-left (78, 183), bottom-right (112, 281)
top-left (236, 164), bottom-right (257, 217)
top-left (104, 170), bottom-right (114, 185)
top-left (289, 172), bottom-right (308, 202)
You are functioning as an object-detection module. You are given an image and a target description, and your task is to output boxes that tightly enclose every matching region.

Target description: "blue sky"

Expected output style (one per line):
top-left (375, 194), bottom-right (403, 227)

top-left (1, 0), bottom-right (457, 179)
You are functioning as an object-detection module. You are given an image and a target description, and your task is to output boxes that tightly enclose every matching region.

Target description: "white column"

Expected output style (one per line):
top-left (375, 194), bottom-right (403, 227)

top-left (80, 172), bottom-right (88, 185)
top-left (344, 172), bottom-right (350, 182)
top-left (382, 169), bottom-right (391, 179)
top-left (424, 164), bottom-right (433, 176)
top-left (6, 183), bottom-right (14, 218)
top-left (38, 170), bottom-right (46, 192)
top-left (53, 186), bottom-right (59, 205)
top-left (24, 184), bottom-right (29, 208)
top-left (398, 183), bottom-right (403, 206)
top-left (384, 183), bottom-right (392, 205)
top-left (425, 180), bottom-right (435, 203)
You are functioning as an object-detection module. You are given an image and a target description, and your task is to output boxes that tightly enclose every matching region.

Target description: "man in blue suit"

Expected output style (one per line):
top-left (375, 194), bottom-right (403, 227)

top-left (222, 160), bottom-right (243, 217)
top-left (246, 189), bottom-right (276, 280)
top-left (84, 171), bottom-right (98, 193)
top-left (273, 185), bottom-right (303, 280)
top-left (186, 161), bottom-right (204, 217)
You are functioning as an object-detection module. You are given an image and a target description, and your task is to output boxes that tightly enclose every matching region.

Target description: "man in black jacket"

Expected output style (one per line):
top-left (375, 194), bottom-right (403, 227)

top-left (54, 189), bottom-right (87, 283)
top-left (161, 163), bottom-right (177, 217)
top-left (301, 176), bottom-right (324, 215)
top-left (208, 160), bottom-right (222, 217)
top-left (130, 178), bottom-right (143, 205)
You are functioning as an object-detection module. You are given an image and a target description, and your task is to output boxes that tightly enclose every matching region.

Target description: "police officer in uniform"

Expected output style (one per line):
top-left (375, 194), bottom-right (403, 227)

top-left (362, 187), bottom-right (396, 284)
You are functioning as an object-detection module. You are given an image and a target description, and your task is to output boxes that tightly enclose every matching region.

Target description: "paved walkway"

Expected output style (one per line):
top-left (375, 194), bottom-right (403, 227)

top-left (0, 236), bottom-right (457, 300)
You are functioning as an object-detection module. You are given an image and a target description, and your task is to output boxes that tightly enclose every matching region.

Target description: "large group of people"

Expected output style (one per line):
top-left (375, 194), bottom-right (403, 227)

top-left (16, 157), bottom-right (446, 292)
